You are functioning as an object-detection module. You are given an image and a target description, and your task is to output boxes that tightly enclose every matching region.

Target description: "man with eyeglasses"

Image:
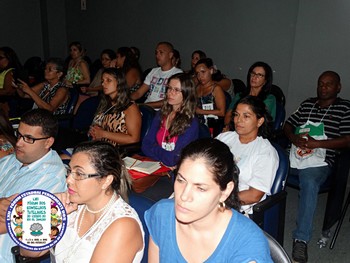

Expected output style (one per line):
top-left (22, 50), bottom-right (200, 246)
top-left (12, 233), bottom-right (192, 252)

top-left (0, 108), bottom-right (66, 263)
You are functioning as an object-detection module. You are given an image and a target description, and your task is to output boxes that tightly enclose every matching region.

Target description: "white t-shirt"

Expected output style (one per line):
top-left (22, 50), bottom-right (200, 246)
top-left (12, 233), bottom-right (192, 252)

top-left (216, 131), bottom-right (279, 214)
top-left (144, 67), bottom-right (183, 103)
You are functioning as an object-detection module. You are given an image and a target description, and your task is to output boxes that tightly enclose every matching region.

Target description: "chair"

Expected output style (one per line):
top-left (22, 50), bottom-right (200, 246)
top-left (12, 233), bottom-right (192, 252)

top-left (11, 245), bottom-right (50, 263)
top-left (251, 142), bottom-right (289, 245)
top-left (128, 191), bottom-right (156, 263)
top-left (232, 78), bottom-right (247, 95)
top-left (264, 231), bottom-right (292, 263)
top-left (118, 104), bottom-right (156, 156)
top-left (273, 102), bottom-right (286, 131)
top-left (270, 85), bottom-right (286, 107)
top-left (57, 88), bottom-right (79, 128)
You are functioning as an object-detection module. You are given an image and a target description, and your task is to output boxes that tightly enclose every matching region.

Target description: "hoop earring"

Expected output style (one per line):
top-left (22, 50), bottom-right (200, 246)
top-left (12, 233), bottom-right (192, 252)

top-left (218, 201), bottom-right (226, 213)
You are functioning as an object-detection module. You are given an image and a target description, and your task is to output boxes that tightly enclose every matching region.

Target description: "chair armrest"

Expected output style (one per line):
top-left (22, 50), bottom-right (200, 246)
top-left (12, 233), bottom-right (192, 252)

top-left (253, 191), bottom-right (287, 213)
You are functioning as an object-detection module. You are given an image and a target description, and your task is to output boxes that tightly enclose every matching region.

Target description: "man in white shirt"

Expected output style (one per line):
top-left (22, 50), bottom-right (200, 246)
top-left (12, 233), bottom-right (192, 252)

top-left (131, 42), bottom-right (182, 109)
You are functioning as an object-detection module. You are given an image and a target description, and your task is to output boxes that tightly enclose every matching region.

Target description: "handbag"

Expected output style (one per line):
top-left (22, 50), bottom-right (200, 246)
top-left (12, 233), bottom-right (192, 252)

top-left (290, 120), bottom-right (327, 169)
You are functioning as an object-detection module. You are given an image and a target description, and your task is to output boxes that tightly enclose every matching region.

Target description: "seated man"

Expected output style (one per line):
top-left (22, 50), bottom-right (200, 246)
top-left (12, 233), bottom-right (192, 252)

top-left (284, 71), bottom-right (350, 263)
top-left (131, 42), bottom-right (182, 109)
top-left (0, 109), bottom-right (67, 263)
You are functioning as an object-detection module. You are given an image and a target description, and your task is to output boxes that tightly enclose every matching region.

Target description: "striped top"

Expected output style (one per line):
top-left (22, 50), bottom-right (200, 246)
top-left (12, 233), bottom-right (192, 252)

top-left (286, 97), bottom-right (350, 166)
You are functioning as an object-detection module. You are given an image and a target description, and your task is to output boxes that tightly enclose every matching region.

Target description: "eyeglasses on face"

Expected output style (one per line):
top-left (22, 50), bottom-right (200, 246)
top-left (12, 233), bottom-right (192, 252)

top-left (166, 86), bottom-right (182, 94)
top-left (66, 167), bottom-right (101, 181)
top-left (15, 130), bottom-right (50, 144)
top-left (250, 72), bottom-right (265, 79)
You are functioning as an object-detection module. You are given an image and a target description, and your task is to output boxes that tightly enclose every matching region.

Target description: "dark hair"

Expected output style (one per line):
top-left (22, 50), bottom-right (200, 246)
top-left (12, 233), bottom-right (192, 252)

top-left (191, 50), bottom-right (206, 60)
top-left (243, 61), bottom-right (273, 101)
top-left (319, 71), bottom-right (341, 84)
top-left (176, 138), bottom-right (240, 210)
top-left (0, 46), bottom-right (23, 71)
top-left (157, 41), bottom-right (174, 52)
top-left (233, 96), bottom-right (273, 139)
top-left (101, 49), bottom-right (117, 61)
top-left (46, 57), bottom-right (66, 80)
top-left (161, 73), bottom-right (196, 139)
top-left (130, 46), bottom-right (140, 60)
top-left (69, 41), bottom-right (84, 53)
top-left (172, 49), bottom-right (181, 68)
top-left (195, 57), bottom-right (214, 69)
top-left (72, 141), bottom-right (130, 201)
top-left (116, 47), bottom-right (142, 76)
top-left (20, 109), bottom-right (58, 138)
top-left (0, 110), bottom-right (16, 147)
top-left (97, 68), bottom-right (131, 114)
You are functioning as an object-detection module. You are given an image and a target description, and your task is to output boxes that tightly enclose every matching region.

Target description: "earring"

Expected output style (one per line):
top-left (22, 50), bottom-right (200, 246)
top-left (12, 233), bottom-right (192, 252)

top-left (218, 201), bottom-right (226, 213)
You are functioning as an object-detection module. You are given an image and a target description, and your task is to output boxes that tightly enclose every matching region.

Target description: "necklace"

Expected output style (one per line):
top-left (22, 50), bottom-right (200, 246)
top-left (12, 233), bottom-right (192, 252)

top-left (86, 192), bottom-right (117, 214)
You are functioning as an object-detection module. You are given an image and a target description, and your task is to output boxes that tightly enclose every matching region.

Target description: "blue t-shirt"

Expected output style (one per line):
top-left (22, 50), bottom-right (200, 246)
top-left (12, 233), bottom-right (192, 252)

top-left (145, 199), bottom-right (272, 263)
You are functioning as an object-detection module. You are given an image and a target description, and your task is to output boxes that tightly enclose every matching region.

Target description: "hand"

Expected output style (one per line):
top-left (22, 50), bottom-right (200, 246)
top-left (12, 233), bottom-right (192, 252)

top-left (17, 79), bottom-right (31, 94)
top-left (89, 125), bottom-right (104, 140)
top-left (55, 192), bottom-right (78, 215)
top-left (0, 193), bottom-right (18, 224)
top-left (291, 133), bottom-right (308, 148)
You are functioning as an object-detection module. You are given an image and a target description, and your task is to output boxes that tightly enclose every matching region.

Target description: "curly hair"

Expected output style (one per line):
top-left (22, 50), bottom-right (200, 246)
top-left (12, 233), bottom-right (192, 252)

top-left (161, 73), bottom-right (197, 140)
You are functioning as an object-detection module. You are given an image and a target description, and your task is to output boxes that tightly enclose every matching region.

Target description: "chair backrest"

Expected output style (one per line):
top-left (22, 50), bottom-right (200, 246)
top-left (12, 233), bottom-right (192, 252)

top-left (139, 104), bottom-right (156, 140)
top-left (264, 231), bottom-right (292, 263)
top-left (273, 102), bottom-right (286, 131)
top-left (270, 142), bottom-right (289, 194)
top-left (198, 123), bottom-right (211, 138)
top-left (65, 88), bottom-right (79, 115)
top-left (270, 85), bottom-right (286, 107)
top-left (223, 90), bottom-right (232, 112)
top-left (232, 78), bottom-right (247, 95)
top-left (72, 95), bottom-right (100, 131)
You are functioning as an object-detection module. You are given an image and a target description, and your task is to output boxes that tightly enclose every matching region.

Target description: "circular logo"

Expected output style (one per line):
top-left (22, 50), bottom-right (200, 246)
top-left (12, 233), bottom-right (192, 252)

top-left (6, 189), bottom-right (67, 251)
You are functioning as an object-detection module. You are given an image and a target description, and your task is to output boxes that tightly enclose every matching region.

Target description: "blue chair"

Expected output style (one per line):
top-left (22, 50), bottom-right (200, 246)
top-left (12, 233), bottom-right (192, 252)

top-left (57, 88), bottom-right (80, 128)
top-left (118, 104), bottom-right (155, 156)
top-left (273, 102), bottom-right (286, 131)
top-left (251, 142), bottom-right (289, 245)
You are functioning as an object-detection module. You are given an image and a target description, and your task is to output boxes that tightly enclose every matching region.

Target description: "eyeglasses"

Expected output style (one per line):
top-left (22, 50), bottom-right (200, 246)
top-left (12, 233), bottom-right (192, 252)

top-left (166, 86), bottom-right (182, 94)
top-left (66, 167), bottom-right (101, 181)
top-left (250, 72), bottom-right (265, 79)
top-left (0, 56), bottom-right (7, 60)
top-left (15, 130), bottom-right (50, 144)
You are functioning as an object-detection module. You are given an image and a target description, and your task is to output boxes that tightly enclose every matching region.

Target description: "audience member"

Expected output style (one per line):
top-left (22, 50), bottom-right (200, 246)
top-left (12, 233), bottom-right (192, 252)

top-left (64, 42), bottom-right (90, 89)
top-left (131, 42), bottom-right (182, 109)
top-left (195, 58), bottom-right (226, 136)
top-left (88, 68), bottom-right (141, 147)
top-left (115, 47), bottom-right (142, 94)
top-left (0, 109), bottom-right (16, 159)
top-left (15, 58), bottom-right (70, 115)
top-left (217, 96), bottom-right (278, 215)
top-left (130, 46), bottom-right (141, 61)
top-left (0, 47), bottom-right (23, 116)
top-left (283, 71), bottom-right (350, 263)
top-left (0, 109), bottom-right (67, 263)
top-left (145, 138), bottom-right (272, 262)
top-left (187, 50), bottom-right (206, 77)
top-left (142, 73), bottom-right (199, 167)
top-left (224, 61), bottom-right (276, 131)
top-left (172, 49), bottom-right (181, 69)
top-left (21, 141), bottom-right (144, 262)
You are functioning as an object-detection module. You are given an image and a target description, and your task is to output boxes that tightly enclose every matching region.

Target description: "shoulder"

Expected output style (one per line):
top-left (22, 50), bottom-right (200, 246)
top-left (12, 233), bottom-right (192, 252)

top-left (145, 199), bottom-right (173, 222)
top-left (216, 131), bottom-right (238, 143)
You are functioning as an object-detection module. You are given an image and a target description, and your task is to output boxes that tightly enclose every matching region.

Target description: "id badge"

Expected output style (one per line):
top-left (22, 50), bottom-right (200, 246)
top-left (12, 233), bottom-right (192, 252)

top-left (162, 141), bottom-right (175, 151)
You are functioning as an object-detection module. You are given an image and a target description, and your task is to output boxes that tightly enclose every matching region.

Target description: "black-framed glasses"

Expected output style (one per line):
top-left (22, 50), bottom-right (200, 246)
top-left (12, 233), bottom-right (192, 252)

top-left (66, 167), bottom-right (101, 181)
top-left (250, 72), bottom-right (265, 79)
top-left (15, 130), bottom-right (50, 144)
top-left (166, 86), bottom-right (182, 94)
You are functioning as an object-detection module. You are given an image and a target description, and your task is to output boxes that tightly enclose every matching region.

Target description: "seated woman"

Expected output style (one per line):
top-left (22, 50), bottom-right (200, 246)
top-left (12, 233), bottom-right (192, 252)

top-left (145, 138), bottom-right (272, 262)
top-left (0, 46), bottom-right (23, 116)
top-left (141, 73), bottom-right (199, 168)
top-left (224, 61), bottom-right (276, 131)
top-left (74, 49), bottom-right (116, 114)
top-left (21, 141), bottom-right (144, 262)
top-left (217, 96), bottom-right (279, 215)
top-left (195, 58), bottom-right (226, 136)
top-left (64, 42), bottom-right (90, 88)
top-left (0, 110), bottom-right (16, 159)
top-left (15, 58), bottom-right (70, 115)
top-left (88, 68), bottom-right (141, 147)
top-left (114, 47), bottom-right (142, 94)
